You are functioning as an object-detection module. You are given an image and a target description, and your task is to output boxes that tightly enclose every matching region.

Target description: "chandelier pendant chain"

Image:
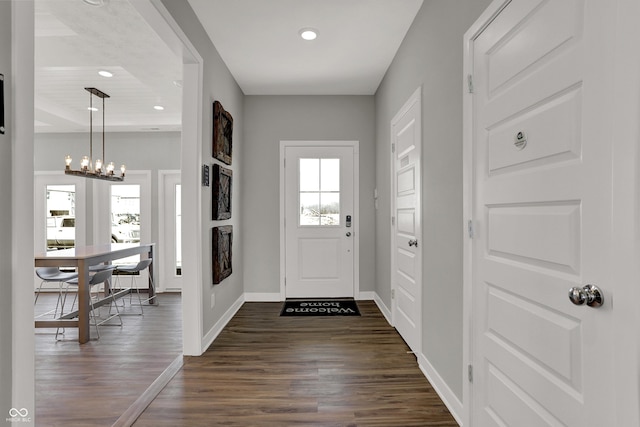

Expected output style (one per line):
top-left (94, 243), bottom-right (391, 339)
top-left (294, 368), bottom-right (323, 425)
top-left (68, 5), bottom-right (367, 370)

top-left (89, 89), bottom-right (93, 171)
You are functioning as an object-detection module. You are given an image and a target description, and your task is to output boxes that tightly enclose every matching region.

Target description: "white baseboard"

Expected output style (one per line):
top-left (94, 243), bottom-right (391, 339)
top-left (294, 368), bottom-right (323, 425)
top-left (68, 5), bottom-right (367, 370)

top-left (243, 292), bottom-right (281, 302)
top-left (371, 291), bottom-right (462, 425)
top-left (201, 294), bottom-right (244, 353)
top-left (243, 292), bottom-right (373, 302)
top-left (373, 292), bottom-right (392, 325)
top-left (418, 353), bottom-right (463, 426)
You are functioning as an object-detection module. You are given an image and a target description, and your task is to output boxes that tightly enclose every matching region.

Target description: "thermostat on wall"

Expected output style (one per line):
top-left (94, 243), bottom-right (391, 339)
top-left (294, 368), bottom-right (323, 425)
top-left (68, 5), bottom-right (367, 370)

top-left (202, 164), bottom-right (210, 186)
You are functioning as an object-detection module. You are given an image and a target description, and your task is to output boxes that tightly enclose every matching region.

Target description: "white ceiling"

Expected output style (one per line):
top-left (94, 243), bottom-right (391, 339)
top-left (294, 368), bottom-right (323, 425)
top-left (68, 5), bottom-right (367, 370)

top-left (35, 0), bottom-right (183, 133)
top-left (187, 0), bottom-right (424, 95)
top-left (35, 0), bottom-right (423, 133)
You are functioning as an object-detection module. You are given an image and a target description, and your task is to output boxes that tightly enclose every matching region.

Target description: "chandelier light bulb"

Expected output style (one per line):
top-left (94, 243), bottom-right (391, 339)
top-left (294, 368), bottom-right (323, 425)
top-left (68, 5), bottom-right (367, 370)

top-left (65, 155), bottom-right (72, 169)
top-left (81, 156), bottom-right (90, 171)
top-left (95, 159), bottom-right (103, 173)
top-left (107, 162), bottom-right (115, 176)
top-left (120, 164), bottom-right (126, 177)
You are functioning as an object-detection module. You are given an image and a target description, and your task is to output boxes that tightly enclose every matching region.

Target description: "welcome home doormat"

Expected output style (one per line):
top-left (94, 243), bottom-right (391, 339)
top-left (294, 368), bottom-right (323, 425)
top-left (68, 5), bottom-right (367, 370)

top-left (280, 299), bottom-right (360, 317)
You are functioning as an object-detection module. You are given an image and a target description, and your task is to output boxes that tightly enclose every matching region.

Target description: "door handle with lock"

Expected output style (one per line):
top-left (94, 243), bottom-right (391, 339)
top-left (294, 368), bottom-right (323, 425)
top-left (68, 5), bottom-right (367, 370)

top-left (568, 284), bottom-right (604, 308)
top-left (408, 239), bottom-right (418, 247)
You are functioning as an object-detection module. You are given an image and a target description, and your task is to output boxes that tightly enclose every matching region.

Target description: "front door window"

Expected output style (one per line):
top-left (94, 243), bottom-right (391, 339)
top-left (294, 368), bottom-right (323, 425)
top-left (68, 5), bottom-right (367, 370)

top-left (299, 158), bottom-right (340, 226)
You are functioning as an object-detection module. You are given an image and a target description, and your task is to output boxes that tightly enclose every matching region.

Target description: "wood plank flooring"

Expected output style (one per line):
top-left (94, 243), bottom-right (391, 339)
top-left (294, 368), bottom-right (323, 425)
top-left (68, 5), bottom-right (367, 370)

top-left (135, 301), bottom-right (457, 427)
top-left (34, 292), bottom-right (183, 427)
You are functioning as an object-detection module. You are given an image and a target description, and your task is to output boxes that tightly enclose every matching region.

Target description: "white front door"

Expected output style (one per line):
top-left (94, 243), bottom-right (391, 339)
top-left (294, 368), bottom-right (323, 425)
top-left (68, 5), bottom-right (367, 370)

top-left (283, 143), bottom-right (356, 298)
top-left (391, 88), bottom-right (422, 355)
top-left (467, 1), bottom-right (615, 425)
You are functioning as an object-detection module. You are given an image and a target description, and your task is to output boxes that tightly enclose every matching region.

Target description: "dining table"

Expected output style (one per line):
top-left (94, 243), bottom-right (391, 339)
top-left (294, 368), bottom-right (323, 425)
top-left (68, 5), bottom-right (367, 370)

top-left (34, 243), bottom-right (155, 343)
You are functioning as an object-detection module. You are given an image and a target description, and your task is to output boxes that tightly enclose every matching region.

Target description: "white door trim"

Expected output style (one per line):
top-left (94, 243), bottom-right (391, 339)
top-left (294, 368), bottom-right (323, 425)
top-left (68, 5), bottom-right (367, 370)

top-left (132, 0), bottom-right (204, 356)
top-left (609, 0), bottom-right (640, 424)
top-left (389, 86), bottom-right (422, 353)
top-left (462, 3), bottom-right (511, 425)
top-left (279, 140), bottom-right (360, 300)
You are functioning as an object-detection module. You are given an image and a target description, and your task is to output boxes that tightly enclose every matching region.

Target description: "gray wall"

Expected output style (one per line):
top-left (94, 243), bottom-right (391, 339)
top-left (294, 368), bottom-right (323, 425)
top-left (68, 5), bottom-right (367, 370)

top-left (161, 0), bottom-right (245, 336)
top-left (243, 96), bottom-right (376, 295)
top-left (0, 0), bottom-right (12, 418)
top-left (375, 0), bottom-right (491, 401)
top-left (35, 131), bottom-right (181, 248)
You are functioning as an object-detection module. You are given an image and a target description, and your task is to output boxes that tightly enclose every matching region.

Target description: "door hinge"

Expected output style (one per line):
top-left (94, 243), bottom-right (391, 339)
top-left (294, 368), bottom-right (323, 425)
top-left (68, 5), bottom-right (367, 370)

top-left (467, 74), bottom-right (474, 94)
top-left (468, 364), bottom-right (473, 382)
top-left (392, 143), bottom-right (396, 153)
top-left (392, 216), bottom-right (396, 226)
top-left (391, 289), bottom-right (396, 299)
top-left (467, 220), bottom-right (474, 239)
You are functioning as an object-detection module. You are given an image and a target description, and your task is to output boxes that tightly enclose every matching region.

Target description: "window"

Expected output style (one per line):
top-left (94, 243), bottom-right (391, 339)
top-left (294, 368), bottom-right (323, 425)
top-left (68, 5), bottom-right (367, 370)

top-left (175, 184), bottom-right (182, 276)
top-left (111, 184), bottom-right (141, 267)
top-left (111, 185), bottom-right (141, 244)
top-left (45, 184), bottom-right (76, 250)
top-left (299, 158), bottom-right (340, 226)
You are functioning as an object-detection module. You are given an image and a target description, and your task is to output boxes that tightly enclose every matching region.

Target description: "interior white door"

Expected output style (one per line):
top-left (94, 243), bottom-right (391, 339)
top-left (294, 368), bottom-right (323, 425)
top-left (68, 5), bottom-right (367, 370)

top-left (391, 88), bottom-right (422, 355)
top-left (284, 145), bottom-right (355, 298)
top-left (470, 1), bottom-right (615, 425)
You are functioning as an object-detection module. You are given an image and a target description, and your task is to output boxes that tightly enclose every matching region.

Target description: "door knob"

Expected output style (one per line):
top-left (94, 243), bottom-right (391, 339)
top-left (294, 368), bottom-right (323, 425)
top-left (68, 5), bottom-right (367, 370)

top-left (346, 232), bottom-right (351, 237)
top-left (568, 284), bottom-right (604, 308)
top-left (408, 239), bottom-right (418, 247)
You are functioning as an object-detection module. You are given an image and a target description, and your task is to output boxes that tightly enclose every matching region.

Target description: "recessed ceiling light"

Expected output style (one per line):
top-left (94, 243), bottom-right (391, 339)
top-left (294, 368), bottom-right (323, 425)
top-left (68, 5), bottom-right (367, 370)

top-left (299, 28), bottom-right (318, 41)
top-left (153, 105), bottom-right (165, 111)
top-left (98, 70), bottom-right (113, 78)
top-left (88, 107), bottom-right (98, 112)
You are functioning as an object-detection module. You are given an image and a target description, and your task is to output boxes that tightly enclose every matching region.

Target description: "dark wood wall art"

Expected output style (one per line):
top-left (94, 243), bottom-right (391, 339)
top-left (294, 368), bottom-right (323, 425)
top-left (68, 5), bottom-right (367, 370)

top-left (212, 164), bottom-right (232, 220)
top-left (213, 100), bottom-right (233, 165)
top-left (212, 225), bottom-right (232, 284)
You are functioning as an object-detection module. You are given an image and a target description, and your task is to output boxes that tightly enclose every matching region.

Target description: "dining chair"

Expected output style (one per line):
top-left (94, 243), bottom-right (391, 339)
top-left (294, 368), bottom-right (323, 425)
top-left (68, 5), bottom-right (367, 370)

top-left (34, 267), bottom-right (78, 319)
top-left (61, 268), bottom-right (122, 340)
top-left (114, 258), bottom-right (155, 315)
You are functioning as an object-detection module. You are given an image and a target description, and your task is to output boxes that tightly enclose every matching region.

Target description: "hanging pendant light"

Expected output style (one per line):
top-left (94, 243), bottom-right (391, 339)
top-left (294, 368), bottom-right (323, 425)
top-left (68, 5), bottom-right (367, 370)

top-left (64, 87), bottom-right (125, 181)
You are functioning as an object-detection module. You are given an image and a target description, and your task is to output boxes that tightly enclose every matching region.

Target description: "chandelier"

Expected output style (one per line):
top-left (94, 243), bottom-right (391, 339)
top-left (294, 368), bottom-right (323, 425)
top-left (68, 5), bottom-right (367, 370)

top-left (64, 87), bottom-right (125, 181)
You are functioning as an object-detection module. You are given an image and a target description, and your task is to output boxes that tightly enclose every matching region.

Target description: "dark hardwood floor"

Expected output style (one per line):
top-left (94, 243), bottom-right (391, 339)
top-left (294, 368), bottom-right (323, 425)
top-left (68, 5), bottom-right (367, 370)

top-left (34, 295), bottom-right (457, 426)
top-left (135, 301), bottom-right (457, 427)
top-left (34, 292), bottom-right (183, 427)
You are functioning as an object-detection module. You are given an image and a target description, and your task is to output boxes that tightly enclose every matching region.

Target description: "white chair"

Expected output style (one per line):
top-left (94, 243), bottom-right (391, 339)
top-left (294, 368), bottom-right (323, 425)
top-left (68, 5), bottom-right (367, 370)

top-left (62, 268), bottom-right (122, 339)
top-left (115, 258), bottom-right (155, 315)
top-left (34, 267), bottom-right (78, 319)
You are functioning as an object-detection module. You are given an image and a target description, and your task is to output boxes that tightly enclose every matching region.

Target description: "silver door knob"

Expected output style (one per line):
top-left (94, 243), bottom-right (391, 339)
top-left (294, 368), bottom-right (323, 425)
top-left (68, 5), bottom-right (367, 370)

top-left (346, 232), bottom-right (351, 237)
top-left (408, 239), bottom-right (418, 247)
top-left (568, 284), bottom-right (604, 308)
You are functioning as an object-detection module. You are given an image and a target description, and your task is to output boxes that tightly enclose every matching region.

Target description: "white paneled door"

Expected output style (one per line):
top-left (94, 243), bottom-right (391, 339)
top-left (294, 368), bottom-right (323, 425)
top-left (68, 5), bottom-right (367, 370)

top-left (284, 144), bottom-right (356, 298)
top-left (391, 88), bottom-right (422, 355)
top-left (468, 1), bottom-right (615, 425)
